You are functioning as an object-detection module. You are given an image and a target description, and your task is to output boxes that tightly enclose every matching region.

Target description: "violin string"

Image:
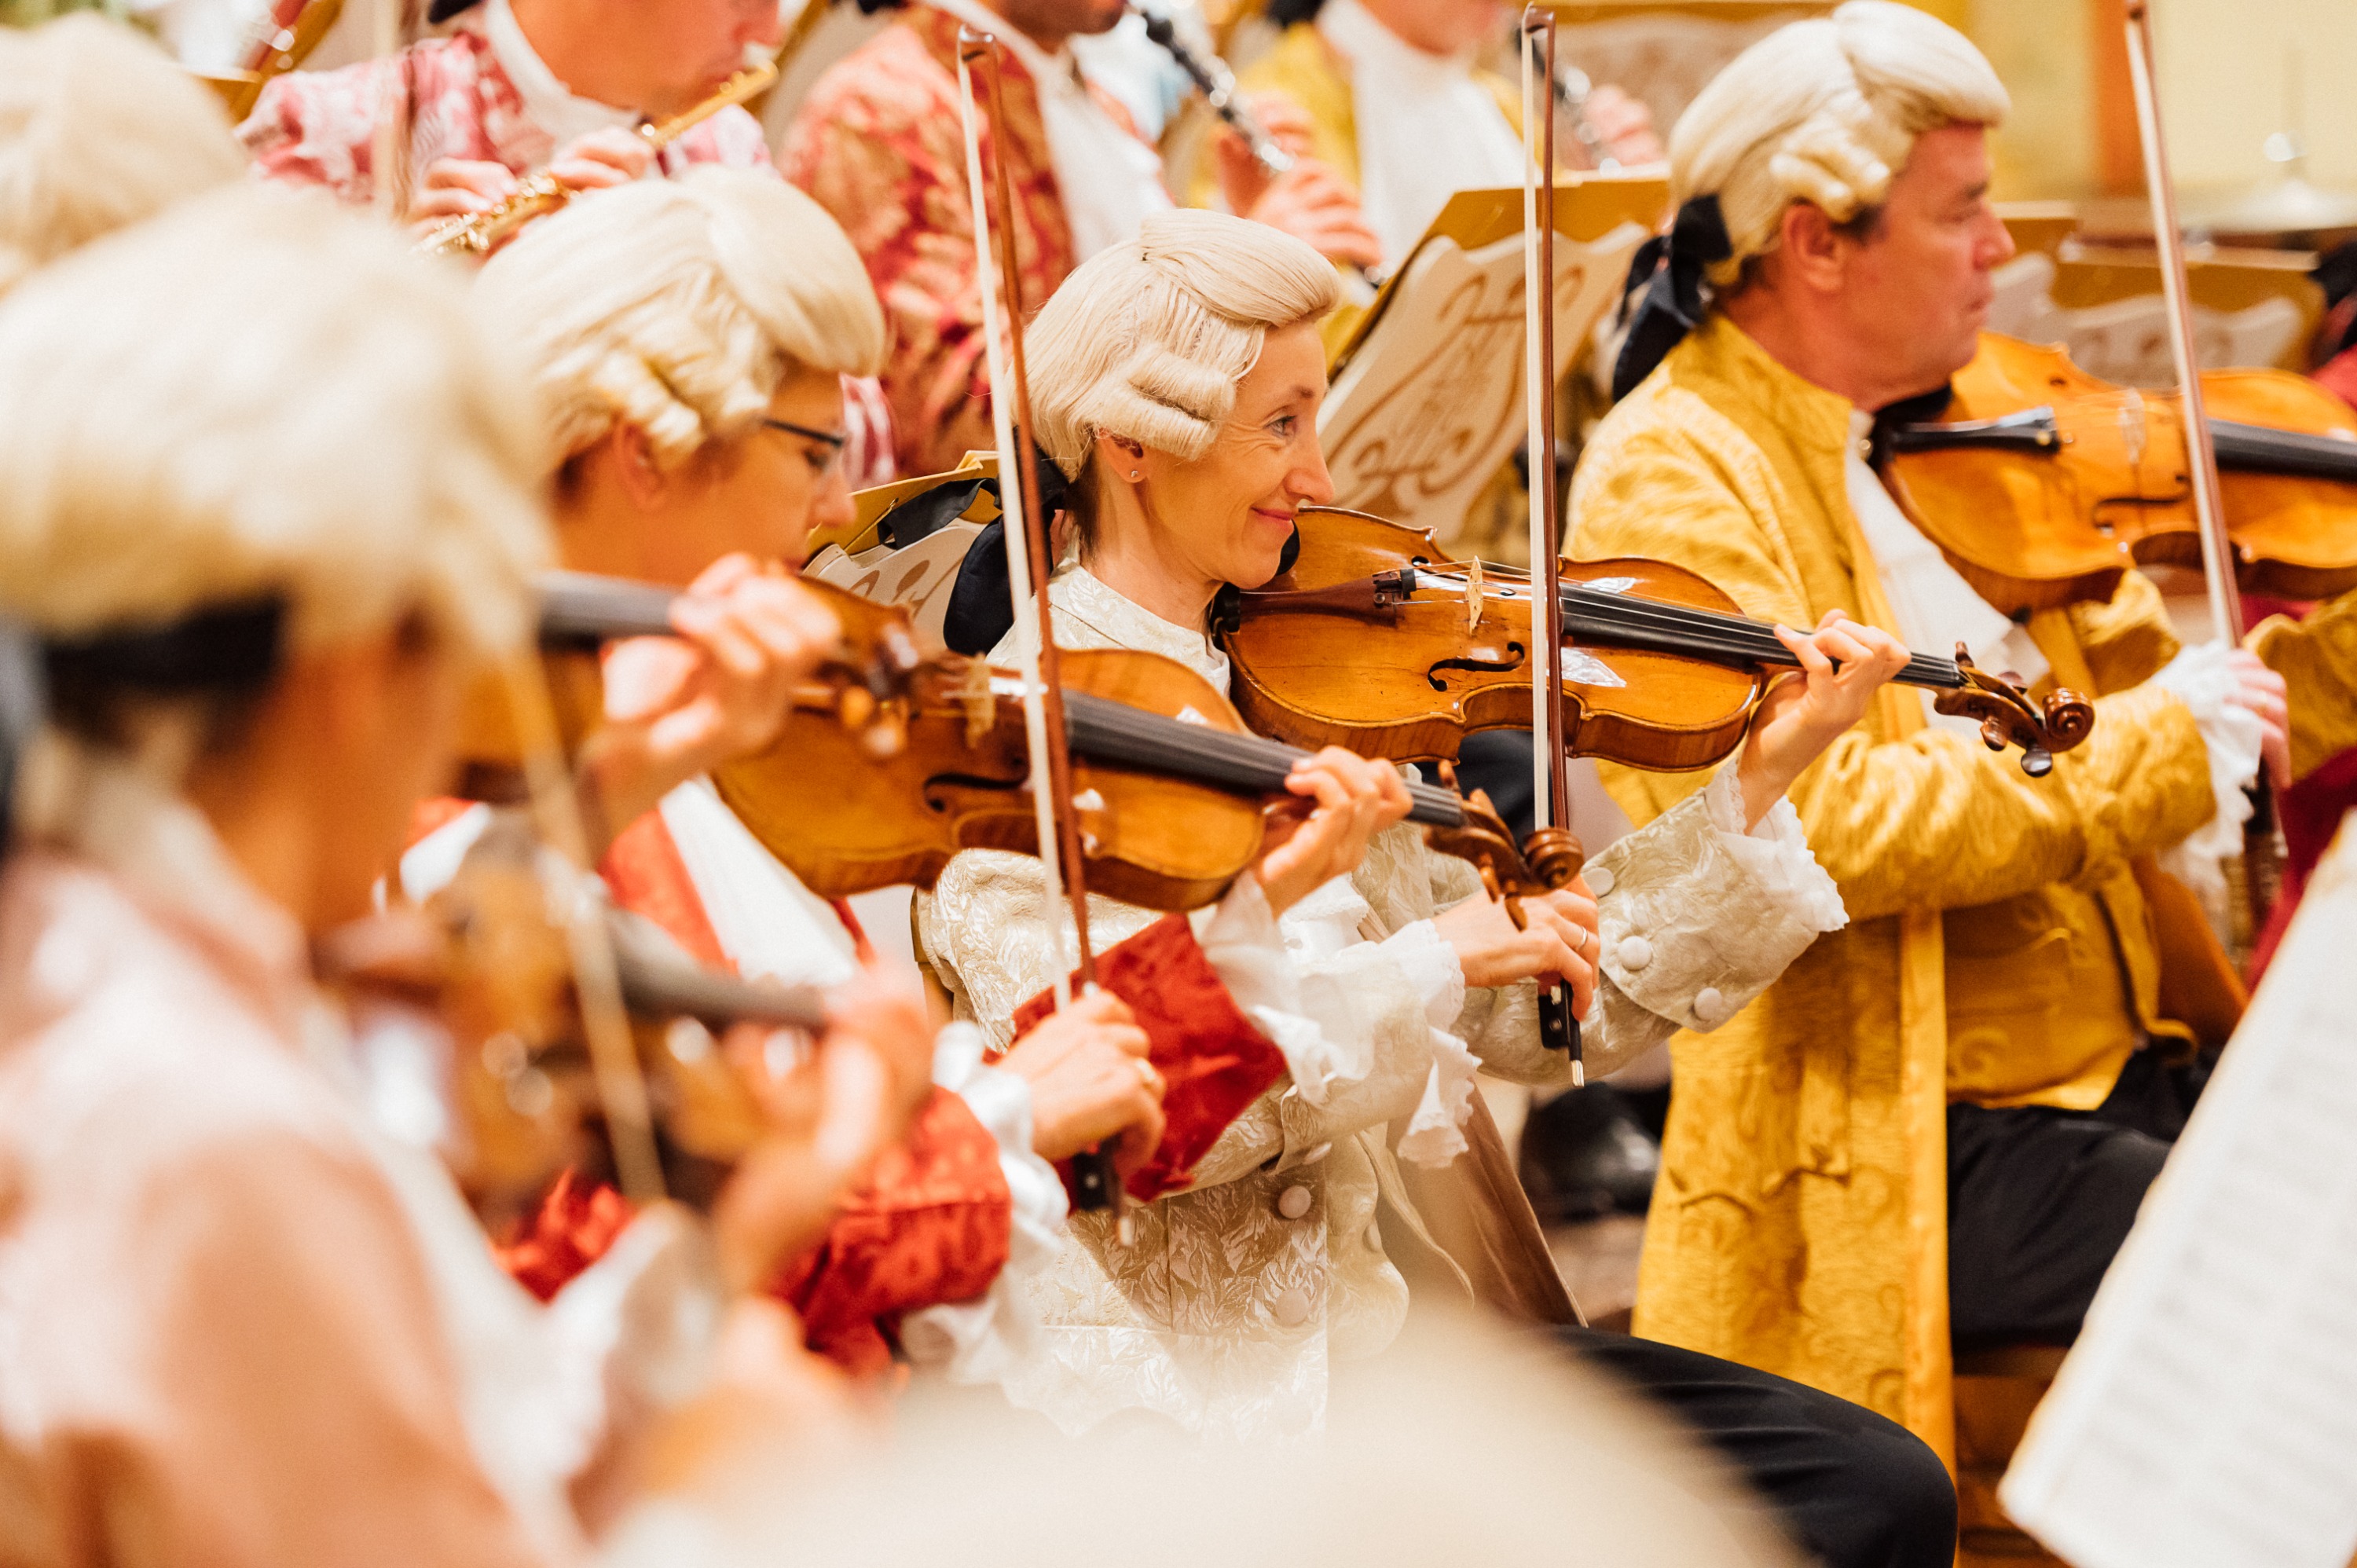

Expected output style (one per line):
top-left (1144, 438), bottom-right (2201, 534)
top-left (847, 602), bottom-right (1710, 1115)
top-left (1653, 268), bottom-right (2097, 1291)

top-left (2211, 419), bottom-right (2357, 482)
top-left (1061, 691), bottom-right (1464, 828)
top-left (1409, 568), bottom-right (1963, 688)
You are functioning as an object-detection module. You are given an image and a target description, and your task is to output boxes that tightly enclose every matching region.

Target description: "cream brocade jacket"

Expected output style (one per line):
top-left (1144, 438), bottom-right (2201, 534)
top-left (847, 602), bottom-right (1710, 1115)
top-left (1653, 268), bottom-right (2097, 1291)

top-left (912, 567), bottom-right (1846, 1439)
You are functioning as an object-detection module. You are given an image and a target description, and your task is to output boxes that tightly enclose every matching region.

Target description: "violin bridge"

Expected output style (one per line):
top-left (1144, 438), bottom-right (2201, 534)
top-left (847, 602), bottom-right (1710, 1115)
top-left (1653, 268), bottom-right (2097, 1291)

top-left (1464, 556), bottom-right (1483, 633)
top-left (959, 657), bottom-right (994, 746)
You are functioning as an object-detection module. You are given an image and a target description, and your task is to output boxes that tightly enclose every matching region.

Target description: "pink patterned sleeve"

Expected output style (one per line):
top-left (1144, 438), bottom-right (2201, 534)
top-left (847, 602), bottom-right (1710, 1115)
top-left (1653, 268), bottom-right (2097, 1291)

top-left (239, 58), bottom-right (394, 200)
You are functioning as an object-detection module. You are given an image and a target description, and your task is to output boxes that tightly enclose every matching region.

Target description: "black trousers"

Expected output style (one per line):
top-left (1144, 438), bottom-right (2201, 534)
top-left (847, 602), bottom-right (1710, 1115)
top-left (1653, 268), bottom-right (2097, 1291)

top-left (1947, 1046), bottom-right (2202, 1350)
top-left (1560, 1326), bottom-right (1959, 1568)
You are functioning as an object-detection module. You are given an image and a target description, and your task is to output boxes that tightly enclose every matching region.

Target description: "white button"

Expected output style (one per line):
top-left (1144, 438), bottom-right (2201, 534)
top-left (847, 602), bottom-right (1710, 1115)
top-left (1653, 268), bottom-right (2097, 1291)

top-left (1272, 1288), bottom-right (1313, 1326)
top-left (1301, 1141), bottom-right (1332, 1164)
top-left (1277, 1185), bottom-right (1314, 1220)
top-left (1585, 864), bottom-right (1615, 897)
top-left (1617, 934), bottom-right (1654, 971)
top-left (1693, 986), bottom-right (1728, 1026)
top-left (1364, 1222), bottom-right (1384, 1250)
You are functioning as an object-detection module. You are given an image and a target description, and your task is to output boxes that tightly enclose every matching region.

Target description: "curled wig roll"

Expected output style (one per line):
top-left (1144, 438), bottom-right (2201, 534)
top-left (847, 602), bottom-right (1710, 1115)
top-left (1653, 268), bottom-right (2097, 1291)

top-left (1025, 208), bottom-right (1340, 487)
top-left (1668, 0), bottom-right (2008, 287)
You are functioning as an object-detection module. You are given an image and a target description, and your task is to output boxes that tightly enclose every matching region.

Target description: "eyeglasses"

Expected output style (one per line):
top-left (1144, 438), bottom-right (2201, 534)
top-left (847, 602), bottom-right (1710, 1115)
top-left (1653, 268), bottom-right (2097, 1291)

top-left (761, 418), bottom-right (849, 477)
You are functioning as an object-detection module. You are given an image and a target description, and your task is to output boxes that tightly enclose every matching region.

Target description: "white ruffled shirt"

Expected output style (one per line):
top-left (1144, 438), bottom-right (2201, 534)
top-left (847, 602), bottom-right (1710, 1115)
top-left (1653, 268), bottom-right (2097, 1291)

top-left (1314, 0), bottom-right (1525, 269)
top-left (925, 0), bottom-right (1174, 264)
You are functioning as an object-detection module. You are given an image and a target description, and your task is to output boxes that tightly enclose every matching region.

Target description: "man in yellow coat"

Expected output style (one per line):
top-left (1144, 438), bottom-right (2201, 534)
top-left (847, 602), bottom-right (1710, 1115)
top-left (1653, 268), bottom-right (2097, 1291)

top-left (1570, 0), bottom-right (2355, 1460)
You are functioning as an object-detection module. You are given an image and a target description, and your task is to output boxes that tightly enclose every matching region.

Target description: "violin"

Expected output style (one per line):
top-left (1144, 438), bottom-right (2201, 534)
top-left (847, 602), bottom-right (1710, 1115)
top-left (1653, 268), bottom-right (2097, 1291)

top-left (450, 570), bottom-right (925, 785)
top-left (1874, 331), bottom-right (2357, 620)
top-left (1218, 506), bottom-right (2097, 777)
top-left (321, 812), bottom-right (827, 1229)
top-left (711, 636), bottom-right (1581, 911)
top-left (464, 569), bottom-right (1575, 947)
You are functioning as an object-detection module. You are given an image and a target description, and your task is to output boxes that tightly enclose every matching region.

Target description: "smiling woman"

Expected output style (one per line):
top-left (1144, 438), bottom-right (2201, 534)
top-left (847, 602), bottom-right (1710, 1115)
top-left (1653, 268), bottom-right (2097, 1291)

top-left (904, 219), bottom-right (1949, 1568)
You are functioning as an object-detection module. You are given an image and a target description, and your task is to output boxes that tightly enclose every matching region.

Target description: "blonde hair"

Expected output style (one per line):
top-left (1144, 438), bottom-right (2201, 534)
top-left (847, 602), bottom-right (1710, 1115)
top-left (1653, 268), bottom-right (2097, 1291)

top-left (1671, 0), bottom-right (2007, 285)
top-left (0, 185), bottom-right (547, 659)
top-left (1026, 208), bottom-right (1339, 483)
top-left (474, 167), bottom-right (888, 471)
top-left (0, 14), bottom-right (247, 295)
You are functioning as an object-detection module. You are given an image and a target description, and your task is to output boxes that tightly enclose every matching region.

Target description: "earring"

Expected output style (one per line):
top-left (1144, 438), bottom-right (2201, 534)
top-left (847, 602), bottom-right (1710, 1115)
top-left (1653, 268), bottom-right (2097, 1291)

top-left (1129, 469), bottom-right (1142, 480)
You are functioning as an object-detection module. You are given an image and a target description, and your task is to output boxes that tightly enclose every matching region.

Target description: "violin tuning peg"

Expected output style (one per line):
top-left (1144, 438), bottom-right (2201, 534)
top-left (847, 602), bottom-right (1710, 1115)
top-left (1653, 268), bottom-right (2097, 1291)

top-left (837, 686), bottom-right (877, 730)
top-left (1436, 759), bottom-right (1459, 792)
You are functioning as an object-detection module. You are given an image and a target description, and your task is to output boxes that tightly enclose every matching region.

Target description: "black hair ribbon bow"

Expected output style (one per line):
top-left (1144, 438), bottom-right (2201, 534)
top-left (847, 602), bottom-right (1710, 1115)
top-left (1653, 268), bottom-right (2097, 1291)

top-left (1608, 193), bottom-right (1732, 405)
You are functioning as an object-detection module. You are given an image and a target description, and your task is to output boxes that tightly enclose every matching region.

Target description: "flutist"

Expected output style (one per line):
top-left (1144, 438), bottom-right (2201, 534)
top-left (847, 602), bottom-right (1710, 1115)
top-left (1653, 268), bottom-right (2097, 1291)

top-left (238, 0), bottom-right (896, 484)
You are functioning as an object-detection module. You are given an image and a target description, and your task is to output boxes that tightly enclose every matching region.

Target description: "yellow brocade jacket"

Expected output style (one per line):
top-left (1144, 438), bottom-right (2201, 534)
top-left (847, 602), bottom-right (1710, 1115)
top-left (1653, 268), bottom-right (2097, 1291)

top-left (1567, 314), bottom-right (2223, 1457)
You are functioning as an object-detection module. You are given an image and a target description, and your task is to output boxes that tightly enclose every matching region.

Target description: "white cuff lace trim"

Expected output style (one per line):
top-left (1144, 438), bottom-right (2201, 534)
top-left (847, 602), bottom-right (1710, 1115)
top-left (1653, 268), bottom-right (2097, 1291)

top-left (897, 1024), bottom-right (1069, 1387)
top-left (1699, 764), bottom-right (1847, 935)
top-left (1379, 918), bottom-right (1467, 1028)
top-left (1397, 1028), bottom-right (1480, 1168)
top-left (2150, 642), bottom-right (2264, 906)
top-left (1189, 873), bottom-right (1375, 1106)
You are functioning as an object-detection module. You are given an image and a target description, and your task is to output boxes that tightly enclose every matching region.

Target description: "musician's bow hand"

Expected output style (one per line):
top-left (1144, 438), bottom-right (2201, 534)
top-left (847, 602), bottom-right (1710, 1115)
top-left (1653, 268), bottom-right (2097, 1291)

top-left (2223, 647), bottom-right (2292, 790)
top-left (1433, 881), bottom-right (1600, 1020)
top-left (1254, 747), bottom-right (1411, 915)
top-left (578, 553), bottom-right (841, 852)
top-left (999, 990), bottom-right (1167, 1178)
top-left (710, 976), bottom-right (934, 1296)
top-left (1580, 83), bottom-right (1664, 167)
top-left (409, 157), bottom-right (521, 230)
top-left (548, 126), bottom-right (656, 192)
top-left (1737, 610), bottom-right (1911, 828)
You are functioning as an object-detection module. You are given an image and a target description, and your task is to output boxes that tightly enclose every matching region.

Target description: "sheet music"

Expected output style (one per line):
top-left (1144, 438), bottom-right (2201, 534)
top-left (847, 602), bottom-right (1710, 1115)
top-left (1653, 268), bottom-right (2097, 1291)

top-left (1318, 221), bottom-right (1646, 546)
top-left (2000, 818), bottom-right (2357, 1568)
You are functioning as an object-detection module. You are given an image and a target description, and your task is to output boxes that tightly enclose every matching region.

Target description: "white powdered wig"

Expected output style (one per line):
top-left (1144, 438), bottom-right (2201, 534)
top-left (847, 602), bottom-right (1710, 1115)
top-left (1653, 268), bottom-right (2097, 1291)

top-left (1027, 207), bottom-right (1340, 482)
top-left (475, 167), bottom-right (889, 471)
top-left (0, 14), bottom-right (247, 295)
top-left (1671, 0), bottom-right (2008, 284)
top-left (0, 185), bottom-right (547, 658)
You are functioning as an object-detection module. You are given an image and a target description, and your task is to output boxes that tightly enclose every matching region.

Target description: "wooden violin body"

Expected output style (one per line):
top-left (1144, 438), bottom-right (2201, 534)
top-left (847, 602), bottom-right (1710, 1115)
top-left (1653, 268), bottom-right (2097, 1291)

top-left (716, 647), bottom-right (1271, 912)
top-left (1222, 507), bottom-right (2091, 775)
top-left (1877, 332), bottom-right (2357, 617)
top-left (1226, 507), bottom-right (1762, 771)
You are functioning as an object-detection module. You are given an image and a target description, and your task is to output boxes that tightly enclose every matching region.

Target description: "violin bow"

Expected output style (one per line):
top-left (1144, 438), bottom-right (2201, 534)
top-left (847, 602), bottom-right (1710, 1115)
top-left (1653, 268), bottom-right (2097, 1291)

top-left (958, 28), bottom-right (1129, 1236)
top-left (2123, 0), bottom-right (2283, 935)
top-left (1519, 6), bottom-right (1588, 1082)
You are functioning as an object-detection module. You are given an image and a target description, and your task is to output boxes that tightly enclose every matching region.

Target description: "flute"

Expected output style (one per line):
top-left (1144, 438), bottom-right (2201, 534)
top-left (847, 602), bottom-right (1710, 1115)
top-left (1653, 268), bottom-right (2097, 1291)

top-left (417, 60), bottom-right (778, 258)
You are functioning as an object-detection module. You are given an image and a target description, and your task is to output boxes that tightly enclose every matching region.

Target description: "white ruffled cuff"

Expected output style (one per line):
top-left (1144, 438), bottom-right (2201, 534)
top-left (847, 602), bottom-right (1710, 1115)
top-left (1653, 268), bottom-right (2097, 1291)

top-left (896, 1024), bottom-right (1069, 1387)
top-left (1188, 873), bottom-right (1375, 1106)
top-left (2150, 641), bottom-right (2264, 903)
top-left (1395, 1028), bottom-right (1481, 1168)
top-left (1699, 762), bottom-right (1847, 936)
top-left (1379, 918), bottom-right (1467, 1028)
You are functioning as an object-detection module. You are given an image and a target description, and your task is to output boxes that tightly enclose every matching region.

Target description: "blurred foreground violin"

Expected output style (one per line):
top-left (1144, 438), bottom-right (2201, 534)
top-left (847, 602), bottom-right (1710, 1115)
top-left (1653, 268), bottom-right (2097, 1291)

top-left (321, 814), bottom-right (827, 1229)
top-left (1219, 507), bottom-right (2095, 777)
top-left (1873, 331), bottom-right (2357, 619)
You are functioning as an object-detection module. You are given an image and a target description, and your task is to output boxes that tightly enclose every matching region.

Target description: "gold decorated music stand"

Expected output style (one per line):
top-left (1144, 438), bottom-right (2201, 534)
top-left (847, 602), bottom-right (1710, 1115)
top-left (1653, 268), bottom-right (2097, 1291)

top-left (1318, 173), bottom-right (1667, 546)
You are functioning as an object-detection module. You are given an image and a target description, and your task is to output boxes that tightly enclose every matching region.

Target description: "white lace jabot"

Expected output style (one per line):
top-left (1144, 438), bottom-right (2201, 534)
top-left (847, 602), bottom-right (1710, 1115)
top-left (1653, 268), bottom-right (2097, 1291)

top-left (482, 0), bottom-right (639, 146)
top-left (1006, 566), bottom-right (1233, 688)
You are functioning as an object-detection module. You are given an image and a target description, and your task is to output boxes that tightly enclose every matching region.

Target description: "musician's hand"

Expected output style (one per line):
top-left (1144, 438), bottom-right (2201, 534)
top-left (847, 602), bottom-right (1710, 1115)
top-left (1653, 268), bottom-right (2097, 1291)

top-left (1255, 747), bottom-right (1412, 915)
top-left (1242, 161), bottom-right (1384, 273)
top-left (579, 554), bottom-right (841, 852)
top-left (1433, 881), bottom-right (1600, 1018)
top-left (409, 157), bottom-right (520, 228)
top-left (548, 126), bottom-right (655, 191)
top-left (2223, 647), bottom-right (2293, 790)
top-left (1000, 990), bottom-right (1167, 1177)
top-left (1582, 83), bottom-right (1663, 167)
top-left (711, 996), bottom-right (912, 1295)
top-left (1737, 610), bottom-right (1910, 828)
top-left (1210, 93), bottom-right (1318, 214)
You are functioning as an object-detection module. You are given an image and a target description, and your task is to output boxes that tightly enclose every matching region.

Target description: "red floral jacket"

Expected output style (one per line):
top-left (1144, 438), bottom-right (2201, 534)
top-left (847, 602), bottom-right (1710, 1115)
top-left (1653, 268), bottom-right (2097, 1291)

top-left (237, 29), bottom-right (772, 207)
top-left (783, 7), bottom-right (1143, 476)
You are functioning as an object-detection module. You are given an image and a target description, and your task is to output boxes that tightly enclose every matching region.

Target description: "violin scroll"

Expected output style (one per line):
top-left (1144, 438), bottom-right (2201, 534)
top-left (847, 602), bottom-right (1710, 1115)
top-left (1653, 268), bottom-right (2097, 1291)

top-left (1930, 644), bottom-right (2095, 779)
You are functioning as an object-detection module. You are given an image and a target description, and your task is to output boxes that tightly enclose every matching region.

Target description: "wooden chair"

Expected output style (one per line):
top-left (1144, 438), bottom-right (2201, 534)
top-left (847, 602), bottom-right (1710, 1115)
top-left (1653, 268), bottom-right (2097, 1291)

top-left (1952, 1343), bottom-right (2069, 1567)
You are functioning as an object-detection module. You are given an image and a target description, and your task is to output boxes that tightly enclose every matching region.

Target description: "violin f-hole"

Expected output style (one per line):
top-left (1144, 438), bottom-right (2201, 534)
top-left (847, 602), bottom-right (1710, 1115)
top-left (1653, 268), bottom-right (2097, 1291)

top-left (1428, 643), bottom-right (1526, 691)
